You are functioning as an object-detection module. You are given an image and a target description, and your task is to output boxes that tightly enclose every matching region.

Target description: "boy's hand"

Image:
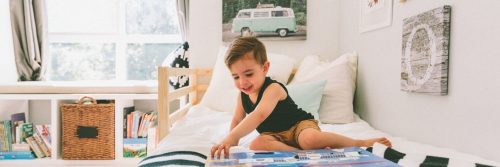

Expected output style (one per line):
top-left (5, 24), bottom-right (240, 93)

top-left (210, 136), bottom-right (238, 159)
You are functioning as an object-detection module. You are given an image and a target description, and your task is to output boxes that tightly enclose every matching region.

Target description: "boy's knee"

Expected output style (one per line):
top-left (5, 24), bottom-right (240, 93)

top-left (249, 136), bottom-right (272, 150)
top-left (298, 132), bottom-right (319, 150)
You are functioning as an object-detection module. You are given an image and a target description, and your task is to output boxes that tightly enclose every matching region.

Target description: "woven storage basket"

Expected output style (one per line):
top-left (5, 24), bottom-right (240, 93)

top-left (61, 96), bottom-right (115, 160)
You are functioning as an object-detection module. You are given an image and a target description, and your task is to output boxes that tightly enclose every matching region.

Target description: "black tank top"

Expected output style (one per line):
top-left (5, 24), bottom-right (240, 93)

top-left (241, 77), bottom-right (314, 133)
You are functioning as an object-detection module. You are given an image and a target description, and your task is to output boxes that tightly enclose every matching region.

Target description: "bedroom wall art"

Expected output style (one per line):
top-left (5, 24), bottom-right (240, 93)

top-left (222, 0), bottom-right (307, 42)
top-left (401, 5), bottom-right (451, 95)
top-left (359, 0), bottom-right (393, 33)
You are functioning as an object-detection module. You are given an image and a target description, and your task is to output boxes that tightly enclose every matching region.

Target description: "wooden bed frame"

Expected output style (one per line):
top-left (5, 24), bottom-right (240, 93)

top-left (155, 66), bottom-right (213, 144)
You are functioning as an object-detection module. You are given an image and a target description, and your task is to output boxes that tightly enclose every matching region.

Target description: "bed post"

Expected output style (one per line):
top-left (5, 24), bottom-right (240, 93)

top-left (157, 66), bottom-right (170, 144)
top-left (189, 71), bottom-right (198, 105)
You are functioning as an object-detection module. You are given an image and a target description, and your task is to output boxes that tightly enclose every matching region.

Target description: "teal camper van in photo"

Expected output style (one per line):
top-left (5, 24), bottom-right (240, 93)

top-left (232, 5), bottom-right (297, 37)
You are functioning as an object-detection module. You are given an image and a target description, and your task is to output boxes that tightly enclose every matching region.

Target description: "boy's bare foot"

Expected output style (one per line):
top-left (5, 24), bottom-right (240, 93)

top-left (362, 137), bottom-right (392, 147)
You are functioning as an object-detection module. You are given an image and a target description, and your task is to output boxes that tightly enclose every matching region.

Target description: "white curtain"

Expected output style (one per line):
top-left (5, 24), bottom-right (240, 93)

top-left (10, 0), bottom-right (48, 81)
top-left (176, 0), bottom-right (189, 41)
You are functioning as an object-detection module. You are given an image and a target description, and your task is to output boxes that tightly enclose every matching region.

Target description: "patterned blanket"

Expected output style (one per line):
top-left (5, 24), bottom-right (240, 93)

top-left (366, 143), bottom-right (495, 167)
top-left (138, 151), bottom-right (206, 167)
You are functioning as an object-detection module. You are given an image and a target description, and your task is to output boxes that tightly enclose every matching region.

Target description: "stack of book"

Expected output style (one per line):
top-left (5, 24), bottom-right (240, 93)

top-left (123, 106), bottom-right (157, 158)
top-left (0, 113), bottom-right (52, 160)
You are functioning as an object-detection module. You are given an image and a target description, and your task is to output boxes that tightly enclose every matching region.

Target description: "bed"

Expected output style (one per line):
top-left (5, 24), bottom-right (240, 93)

top-left (140, 48), bottom-right (500, 167)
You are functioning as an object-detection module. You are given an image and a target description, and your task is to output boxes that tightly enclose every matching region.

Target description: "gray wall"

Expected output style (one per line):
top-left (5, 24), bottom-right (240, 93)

top-left (339, 0), bottom-right (500, 161)
top-left (189, 0), bottom-right (341, 68)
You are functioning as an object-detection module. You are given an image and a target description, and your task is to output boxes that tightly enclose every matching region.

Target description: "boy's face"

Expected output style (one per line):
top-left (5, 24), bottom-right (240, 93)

top-left (229, 52), bottom-right (269, 95)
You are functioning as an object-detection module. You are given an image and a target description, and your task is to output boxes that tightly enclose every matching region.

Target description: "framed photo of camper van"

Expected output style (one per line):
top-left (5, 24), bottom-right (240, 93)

top-left (222, 0), bottom-right (307, 42)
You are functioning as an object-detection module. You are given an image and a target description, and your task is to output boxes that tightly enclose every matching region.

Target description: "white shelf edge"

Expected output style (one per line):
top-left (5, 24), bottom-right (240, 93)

top-left (0, 94), bottom-right (157, 100)
top-left (50, 99), bottom-right (60, 159)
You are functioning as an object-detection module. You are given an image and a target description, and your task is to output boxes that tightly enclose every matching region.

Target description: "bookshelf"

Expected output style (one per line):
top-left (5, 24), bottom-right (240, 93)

top-left (0, 93), bottom-right (163, 166)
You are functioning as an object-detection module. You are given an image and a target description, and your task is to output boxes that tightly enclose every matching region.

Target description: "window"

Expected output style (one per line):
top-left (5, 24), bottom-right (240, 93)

top-left (253, 11), bottom-right (269, 18)
top-left (237, 12), bottom-right (251, 18)
top-left (272, 11), bottom-right (288, 17)
top-left (46, 0), bottom-right (181, 81)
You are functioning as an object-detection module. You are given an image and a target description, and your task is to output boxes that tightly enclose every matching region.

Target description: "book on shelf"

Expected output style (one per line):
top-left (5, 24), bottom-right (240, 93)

top-left (11, 112), bottom-right (26, 144)
top-left (124, 110), bottom-right (157, 139)
top-left (34, 124), bottom-right (51, 155)
top-left (123, 138), bottom-right (147, 158)
top-left (0, 120), bottom-right (13, 151)
top-left (123, 106), bottom-right (135, 138)
top-left (12, 143), bottom-right (30, 151)
top-left (32, 133), bottom-right (51, 157)
top-left (0, 122), bottom-right (5, 151)
top-left (127, 113), bottom-right (132, 138)
top-left (25, 136), bottom-right (45, 158)
top-left (21, 123), bottom-right (33, 143)
top-left (131, 111), bottom-right (144, 138)
top-left (15, 126), bottom-right (21, 144)
top-left (0, 151), bottom-right (36, 160)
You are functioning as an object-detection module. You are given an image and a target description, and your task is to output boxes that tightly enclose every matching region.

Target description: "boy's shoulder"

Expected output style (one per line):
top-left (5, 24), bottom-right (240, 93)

top-left (262, 82), bottom-right (287, 100)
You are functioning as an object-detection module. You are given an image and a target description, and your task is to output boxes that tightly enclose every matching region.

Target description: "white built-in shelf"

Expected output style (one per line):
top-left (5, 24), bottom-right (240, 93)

top-left (0, 93), bottom-right (158, 166)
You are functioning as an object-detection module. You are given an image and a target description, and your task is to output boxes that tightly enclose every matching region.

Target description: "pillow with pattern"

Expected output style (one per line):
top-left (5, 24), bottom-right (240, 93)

top-left (163, 42), bottom-right (190, 89)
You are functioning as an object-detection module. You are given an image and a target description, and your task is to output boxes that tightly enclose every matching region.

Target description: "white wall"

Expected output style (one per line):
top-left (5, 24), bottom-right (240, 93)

top-left (189, 0), bottom-right (340, 68)
top-left (0, 0), bottom-right (17, 82)
top-left (339, 0), bottom-right (500, 162)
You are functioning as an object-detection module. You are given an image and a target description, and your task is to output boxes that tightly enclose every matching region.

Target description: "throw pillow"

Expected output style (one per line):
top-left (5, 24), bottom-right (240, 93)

top-left (163, 42), bottom-right (190, 89)
top-left (286, 80), bottom-right (327, 121)
top-left (290, 52), bottom-right (358, 124)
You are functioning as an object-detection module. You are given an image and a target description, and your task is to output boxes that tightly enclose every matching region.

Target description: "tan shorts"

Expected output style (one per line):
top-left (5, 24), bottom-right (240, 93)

top-left (261, 119), bottom-right (320, 149)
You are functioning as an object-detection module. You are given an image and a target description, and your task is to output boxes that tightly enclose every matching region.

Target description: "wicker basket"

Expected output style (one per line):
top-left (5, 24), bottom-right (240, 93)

top-left (61, 96), bottom-right (115, 160)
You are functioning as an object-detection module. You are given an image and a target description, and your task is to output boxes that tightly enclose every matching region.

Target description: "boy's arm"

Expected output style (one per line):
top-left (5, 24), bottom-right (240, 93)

top-left (230, 94), bottom-right (246, 131)
top-left (228, 83), bottom-right (286, 139)
top-left (211, 83), bottom-right (286, 158)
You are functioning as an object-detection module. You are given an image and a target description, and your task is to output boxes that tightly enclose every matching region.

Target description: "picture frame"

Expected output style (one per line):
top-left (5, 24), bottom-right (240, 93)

top-left (401, 6), bottom-right (451, 95)
top-left (222, 0), bottom-right (307, 42)
top-left (359, 0), bottom-right (393, 33)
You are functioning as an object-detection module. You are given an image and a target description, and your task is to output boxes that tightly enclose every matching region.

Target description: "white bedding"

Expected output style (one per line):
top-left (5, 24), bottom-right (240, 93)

top-left (151, 105), bottom-right (500, 166)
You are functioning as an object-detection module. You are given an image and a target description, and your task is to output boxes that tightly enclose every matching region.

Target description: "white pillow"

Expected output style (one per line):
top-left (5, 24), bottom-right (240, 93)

top-left (290, 52), bottom-right (358, 124)
top-left (267, 53), bottom-right (295, 84)
top-left (200, 46), bottom-right (239, 113)
top-left (200, 46), bottom-right (296, 112)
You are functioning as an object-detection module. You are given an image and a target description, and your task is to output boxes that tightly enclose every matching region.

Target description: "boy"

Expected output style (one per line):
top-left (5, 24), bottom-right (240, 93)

top-left (210, 37), bottom-right (391, 158)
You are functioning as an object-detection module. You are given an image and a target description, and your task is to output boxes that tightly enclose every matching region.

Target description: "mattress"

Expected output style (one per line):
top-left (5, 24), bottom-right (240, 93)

top-left (139, 105), bottom-right (500, 166)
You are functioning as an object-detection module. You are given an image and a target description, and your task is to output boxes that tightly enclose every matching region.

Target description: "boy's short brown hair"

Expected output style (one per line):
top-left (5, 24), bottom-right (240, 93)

top-left (225, 37), bottom-right (267, 68)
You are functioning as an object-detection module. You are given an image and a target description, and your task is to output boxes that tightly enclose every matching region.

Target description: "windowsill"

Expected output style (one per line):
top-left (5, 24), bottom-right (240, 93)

top-left (0, 80), bottom-right (158, 94)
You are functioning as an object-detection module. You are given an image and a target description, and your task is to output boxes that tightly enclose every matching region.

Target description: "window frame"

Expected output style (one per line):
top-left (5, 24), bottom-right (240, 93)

top-left (47, 0), bottom-right (181, 81)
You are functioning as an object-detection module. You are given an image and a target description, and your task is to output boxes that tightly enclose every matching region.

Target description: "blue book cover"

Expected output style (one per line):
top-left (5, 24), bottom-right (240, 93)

top-left (0, 151), bottom-right (36, 160)
top-left (207, 147), bottom-right (400, 167)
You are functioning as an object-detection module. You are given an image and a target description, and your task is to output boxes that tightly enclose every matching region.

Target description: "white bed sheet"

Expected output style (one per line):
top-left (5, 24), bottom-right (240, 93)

top-left (154, 105), bottom-right (500, 166)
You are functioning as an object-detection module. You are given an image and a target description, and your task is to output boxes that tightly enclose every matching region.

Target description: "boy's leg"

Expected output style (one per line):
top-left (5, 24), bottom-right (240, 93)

top-left (249, 134), bottom-right (299, 151)
top-left (297, 128), bottom-right (391, 150)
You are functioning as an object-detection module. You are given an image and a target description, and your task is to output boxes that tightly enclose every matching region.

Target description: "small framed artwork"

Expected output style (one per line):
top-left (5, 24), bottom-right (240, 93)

top-left (359, 0), bottom-right (393, 33)
top-left (401, 5), bottom-right (451, 95)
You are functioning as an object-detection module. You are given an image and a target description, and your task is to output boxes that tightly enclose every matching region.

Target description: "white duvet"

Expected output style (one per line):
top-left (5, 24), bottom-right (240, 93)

top-left (154, 105), bottom-right (499, 166)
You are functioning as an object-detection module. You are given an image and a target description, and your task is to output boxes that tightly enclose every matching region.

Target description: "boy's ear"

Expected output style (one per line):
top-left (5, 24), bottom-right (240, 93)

top-left (263, 61), bottom-right (270, 73)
